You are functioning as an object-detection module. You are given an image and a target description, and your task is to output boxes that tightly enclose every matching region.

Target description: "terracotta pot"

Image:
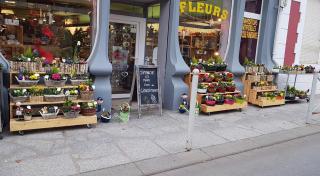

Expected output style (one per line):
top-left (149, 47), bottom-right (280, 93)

top-left (81, 108), bottom-right (96, 116)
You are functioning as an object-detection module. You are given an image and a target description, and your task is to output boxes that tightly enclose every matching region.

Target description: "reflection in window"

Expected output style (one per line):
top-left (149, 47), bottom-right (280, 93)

top-left (0, 0), bottom-right (93, 63)
top-left (245, 0), bottom-right (263, 14)
top-left (179, 0), bottom-right (232, 67)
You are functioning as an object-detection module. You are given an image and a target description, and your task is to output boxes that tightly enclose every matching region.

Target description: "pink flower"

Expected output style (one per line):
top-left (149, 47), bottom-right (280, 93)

top-left (51, 73), bottom-right (61, 80)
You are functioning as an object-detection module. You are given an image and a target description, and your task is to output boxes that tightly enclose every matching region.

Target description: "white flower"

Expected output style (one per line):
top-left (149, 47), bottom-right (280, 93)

top-left (57, 88), bottom-right (61, 92)
top-left (65, 90), bottom-right (70, 96)
top-left (44, 75), bottom-right (49, 80)
top-left (22, 89), bottom-right (27, 93)
top-left (92, 85), bottom-right (95, 90)
top-left (62, 59), bottom-right (66, 63)
top-left (27, 106), bottom-right (31, 109)
top-left (34, 73), bottom-right (40, 77)
top-left (54, 106), bottom-right (58, 110)
top-left (77, 41), bottom-right (81, 46)
top-left (74, 90), bottom-right (78, 94)
top-left (27, 58), bottom-right (31, 62)
top-left (76, 104), bottom-right (80, 108)
top-left (93, 101), bottom-right (97, 105)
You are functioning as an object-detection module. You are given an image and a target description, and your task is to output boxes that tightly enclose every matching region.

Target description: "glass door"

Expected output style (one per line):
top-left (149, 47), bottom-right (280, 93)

top-left (109, 15), bottom-right (146, 98)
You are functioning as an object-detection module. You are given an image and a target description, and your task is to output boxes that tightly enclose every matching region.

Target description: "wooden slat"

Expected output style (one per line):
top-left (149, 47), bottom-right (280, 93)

top-left (10, 99), bottom-right (91, 106)
top-left (201, 102), bottom-right (248, 113)
top-left (10, 115), bottom-right (97, 132)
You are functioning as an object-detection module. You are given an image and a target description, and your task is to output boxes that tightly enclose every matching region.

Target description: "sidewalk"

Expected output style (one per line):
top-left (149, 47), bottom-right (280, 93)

top-left (0, 100), bottom-right (320, 176)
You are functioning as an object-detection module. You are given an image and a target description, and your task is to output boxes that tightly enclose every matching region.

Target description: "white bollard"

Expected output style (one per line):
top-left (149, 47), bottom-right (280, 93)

top-left (186, 69), bottom-right (199, 151)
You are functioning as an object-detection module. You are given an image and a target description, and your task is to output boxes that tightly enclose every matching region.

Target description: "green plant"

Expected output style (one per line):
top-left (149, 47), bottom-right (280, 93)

top-left (29, 86), bottom-right (44, 96)
top-left (243, 57), bottom-right (255, 66)
top-left (62, 100), bottom-right (80, 113)
top-left (214, 55), bottom-right (224, 64)
top-left (44, 88), bottom-right (63, 95)
top-left (11, 89), bottom-right (28, 97)
top-left (80, 101), bottom-right (97, 109)
top-left (23, 47), bottom-right (34, 60)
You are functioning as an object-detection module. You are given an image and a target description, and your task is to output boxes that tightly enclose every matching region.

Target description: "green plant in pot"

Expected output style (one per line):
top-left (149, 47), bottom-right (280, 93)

top-left (80, 101), bottom-right (97, 116)
top-left (234, 94), bottom-right (246, 104)
top-left (23, 106), bottom-right (33, 121)
top-left (62, 100), bottom-right (81, 118)
top-left (214, 56), bottom-right (227, 71)
top-left (214, 94), bottom-right (225, 105)
top-left (197, 83), bottom-right (208, 94)
top-left (204, 57), bottom-right (216, 71)
top-left (10, 89), bottom-right (29, 103)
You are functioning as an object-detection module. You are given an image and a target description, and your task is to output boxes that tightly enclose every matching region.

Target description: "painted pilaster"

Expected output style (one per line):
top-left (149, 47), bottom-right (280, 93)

top-left (88, 0), bottom-right (112, 111)
top-left (0, 53), bottom-right (10, 128)
top-left (225, 0), bottom-right (246, 75)
top-left (256, 0), bottom-right (279, 70)
top-left (158, 0), bottom-right (189, 110)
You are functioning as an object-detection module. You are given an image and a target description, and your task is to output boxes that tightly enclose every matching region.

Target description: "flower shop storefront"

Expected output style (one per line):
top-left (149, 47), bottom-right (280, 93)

top-left (0, 0), bottom-right (280, 133)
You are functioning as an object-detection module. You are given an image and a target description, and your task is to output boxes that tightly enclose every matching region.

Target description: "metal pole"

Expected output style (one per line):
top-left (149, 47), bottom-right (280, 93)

top-left (186, 69), bottom-right (199, 151)
top-left (306, 72), bottom-right (318, 124)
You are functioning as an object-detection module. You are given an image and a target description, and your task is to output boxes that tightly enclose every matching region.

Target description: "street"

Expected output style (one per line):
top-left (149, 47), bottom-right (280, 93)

top-left (154, 133), bottom-right (320, 176)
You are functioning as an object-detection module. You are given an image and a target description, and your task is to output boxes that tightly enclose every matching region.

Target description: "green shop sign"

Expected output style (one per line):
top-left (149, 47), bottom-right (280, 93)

top-left (180, 1), bottom-right (229, 20)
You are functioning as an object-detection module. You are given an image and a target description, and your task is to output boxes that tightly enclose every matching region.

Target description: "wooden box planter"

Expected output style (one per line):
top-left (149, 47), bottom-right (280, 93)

top-left (10, 94), bottom-right (29, 103)
top-left (29, 96), bottom-right (44, 102)
top-left (63, 111), bottom-right (80, 119)
top-left (248, 75), bottom-right (260, 82)
top-left (44, 95), bottom-right (65, 102)
top-left (16, 77), bottom-right (39, 87)
top-left (80, 91), bottom-right (94, 100)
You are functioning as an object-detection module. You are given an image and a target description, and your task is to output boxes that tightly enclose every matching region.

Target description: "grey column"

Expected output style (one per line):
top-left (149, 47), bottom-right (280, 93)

top-left (225, 0), bottom-right (246, 75)
top-left (88, 0), bottom-right (112, 111)
top-left (158, 0), bottom-right (189, 110)
top-left (256, 0), bottom-right (279, 70)
top-left (0, 53), bottom-right (9, 128)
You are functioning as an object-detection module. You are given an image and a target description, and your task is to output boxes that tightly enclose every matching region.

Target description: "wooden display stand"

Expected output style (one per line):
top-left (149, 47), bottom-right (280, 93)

top-left (9, 71), bottom-right (97, 134)
top-left (185, 71), bottom-right (247, 114)
top-left (243, 72), bottom-right (285, 107)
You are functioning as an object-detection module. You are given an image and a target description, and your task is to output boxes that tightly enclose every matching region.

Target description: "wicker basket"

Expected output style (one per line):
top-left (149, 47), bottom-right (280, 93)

top-left (29, 96), bottom-right (44, 102)
top-left (81, 108), bottom-right (96, 116)
top-left (16, 77), bottom-right (39, 87)
top-left (44, 79), bottom-right (67, 87)
top-left (80, 91), bottom-right (94, 100)
top-left (67, 95), bottom-right (78, 101)
top-left (248, 75), bottom-right (260, 82)
top-left (9, 94), bottom-right (29, 103)
top-left (44, 95), bottom-right (66, 102)
top-left (39, 109), bottom-right (59, 119)
top-left (70, 79), bottom-right (86, 86)
top-left (63, 111), bottom-right (80, 118)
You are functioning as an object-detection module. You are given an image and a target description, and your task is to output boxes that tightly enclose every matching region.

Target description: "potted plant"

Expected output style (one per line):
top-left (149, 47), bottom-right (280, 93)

top-left (70, 70), bottom-right (89, 86)
top-left (243, 57), bottom-right (255, 73)
top-left (214, 56), bottom-right (227, 72)
top-left (10, 89), bottom-right (29, 103)
top-left (205, 96), bottom-right (216, 106)
top-left (80, 101), bottom-right (97, 116)
top-left (23, 106), bottom-right (33, 121)
top-left (214, 72), bottom-right (223, 82)
top-left (286, 86), bottom-right (296, 100)
top-left (216, 82), bottom-right (226, 93)
top-left (224, 72), bottom-right (234, 82)
top-left (305, 65), bottom-right (315, 73)
top-left (62, 100), bottom-right (81, 118)
top-left (204, 73), bottom-right (214, 83)
top-left (16, 71), bottom-right (40, 87)
top-left (39, 106), bottom-right (59, 119)
top-left (178, 104), bottom-right (188, 113)
top-left (297, 90), bottom-right (308, 99)
top-left (119, 103), bottom-right (130, 123)
top-left (65, 89), bottom-right (79, 100)
top-left (204, 57), bottom-right (216, 71)
top-left (101, 109), bottom-right (112, 123)
top-left (44, 67), bottom-right (67, 87)
top-left (207, 83), bottom-right (217, 93)
top-left (44, 87), bottom-right (65, 102)
top-left (275, 91), bottom-right (285, 100)
top-left (215, 94), bottom-right (225, 105)
top-left (226, 82), bottom-right (236, 92)
top-left (224, 95), bottom-right (235, 105)
top-left (29, 86), bottom-right (44, 102)
top-left (197, 83), bottom-right (208, 94)
top-left (78, 80), bottom-right (95, 100)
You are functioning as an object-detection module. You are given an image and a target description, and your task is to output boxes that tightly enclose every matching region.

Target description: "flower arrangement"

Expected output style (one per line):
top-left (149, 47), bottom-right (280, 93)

top-left (214, 94), bottom-right (225, 105)
top-left (79, 80), bottom-right (95, 100)
top-left (16, 71), bottom-right (40, 87)
top-left (44, 67), bottom-right (67, 87)
top-left (224, 72), bottom-right (234, 82)
top-left (216, 82), bottom-right (226, 93)
top-left (44, 87), bottom-right (63, 95)
top-left (62, 100), bottom-right (81, 118)
top-left (224, 95), bottom-right (235, 105)
top-left (226, 82), bottom-right (236, 92)
top-left (197, 83), bottom-right (208, 94)
top-left (80, 101), bottom-right (97, 116)
top-left (65, 89), bottom-right (79, 100)
top-left (29, 86), bottom-right (44, 102)
top-left (10, 89), bottom-right (29, 103)
top-left (234, 94), bottom-right (246, 104)
top-left (214, 72), bottom-right (223, 82)
top-left (23, 106), bottom-right (33, 121)
top-left (204, 95), bottom-right (216, 106)
top-left (119, 103), bottom-right (130, 123)
top-left (44, 87), bottom-right (65, 102)
top-left (39, 106), bottom-right (60, 119)
top-left (207, 83), bottom-right (217, 93)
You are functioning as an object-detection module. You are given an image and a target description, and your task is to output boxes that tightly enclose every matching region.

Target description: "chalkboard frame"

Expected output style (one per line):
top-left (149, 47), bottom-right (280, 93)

top-left (135, 65), bottom-right (162, 118)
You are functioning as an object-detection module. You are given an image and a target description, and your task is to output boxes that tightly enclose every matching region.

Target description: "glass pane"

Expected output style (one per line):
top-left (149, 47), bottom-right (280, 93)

top-left (239, 17), bottom-right (260, 65)
top-left (0, 0), bottom-right (94, 62)
top-left (109, 22), bottom-right (136, 94)
top-left (179, 0), bottom-right (233, 67)
top-left (245, 0), bottom-right (262, 14)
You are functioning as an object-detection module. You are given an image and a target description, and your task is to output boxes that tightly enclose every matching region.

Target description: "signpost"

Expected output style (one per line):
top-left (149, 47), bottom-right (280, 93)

top-left (135, 65), bottom-right (162, 118)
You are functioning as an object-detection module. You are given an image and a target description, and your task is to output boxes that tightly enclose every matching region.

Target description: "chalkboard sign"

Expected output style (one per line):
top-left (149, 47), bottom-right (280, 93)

top-left (135, 65), bottom-right (162, 117)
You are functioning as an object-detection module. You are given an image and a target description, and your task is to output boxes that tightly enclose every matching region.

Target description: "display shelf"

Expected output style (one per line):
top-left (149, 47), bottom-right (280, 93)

top-left (9, 99), bottom-right (90, 106)
top-left (10, 115), bottom-right (97, 132)
top-left (250, 98), bottom-right (285, 108)
top-left (201, 102), bottom-right (247, 114)
top-left (9, 85), bottom-right (78, 89)
top-left (251, 89), bottom-right (278, 93)
top-left (197, 91), bottom-right (241, 104)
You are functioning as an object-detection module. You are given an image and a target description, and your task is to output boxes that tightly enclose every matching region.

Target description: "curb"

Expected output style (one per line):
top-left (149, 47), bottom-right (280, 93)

top-left (77, 124), bottom-right (320, 176)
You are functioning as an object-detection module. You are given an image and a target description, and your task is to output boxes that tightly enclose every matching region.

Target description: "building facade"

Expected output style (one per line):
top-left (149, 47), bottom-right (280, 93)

top-left (0, 0), bottom-right (280, 120)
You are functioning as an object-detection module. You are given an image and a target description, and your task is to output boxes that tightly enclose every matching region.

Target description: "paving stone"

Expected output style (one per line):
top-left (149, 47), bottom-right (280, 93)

top-left (135, 149), bottom-right (210, 175)
top-left (0, 154), bottom-right (77, 176)
top-left (212, 126), bottom-right (263, 141)
top-left (77, 163), bottom-right (142, 176)
top-left (154, 132), bottom-right (188, 153)
top-left (117, 139), bottom-right (168, 161)
top-left (13, 139), bottom-right (54, 153)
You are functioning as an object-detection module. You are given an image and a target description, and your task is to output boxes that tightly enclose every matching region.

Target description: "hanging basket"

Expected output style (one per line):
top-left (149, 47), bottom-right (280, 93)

top-left (44, 79), bottom-right (67, 87)
top-left (44, 94), bottom-right (66, 102)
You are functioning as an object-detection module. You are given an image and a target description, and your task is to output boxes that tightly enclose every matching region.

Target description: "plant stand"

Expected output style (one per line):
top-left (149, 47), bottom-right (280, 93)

top-left (283, 71), bottom-right (310, 102)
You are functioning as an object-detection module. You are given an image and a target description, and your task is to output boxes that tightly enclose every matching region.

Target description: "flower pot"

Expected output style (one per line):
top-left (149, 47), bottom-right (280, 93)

top-left (101, 113), bottom-right (112, 123)
top-left (179, 108), bottom-right (187, 114)
top-left (80, 91), bottom-right (94, 100)
top-left (44, 79), bottom-right (67, 87)
top-left (81, 108), bottom-right (96, 116)
top-left (216, 99), bottom-right (225, 105)
top-left (10, 94), bottom-right (29, 103)
top-left (67, 95), bottom-right (78, 101)
top-left (224, 99), bottom-right (235, 105)
top-left (24, 115), bottom-right (32, 121)
top-left (44, 95), bottom-right (65, 102)
top-left (205, 100), bottom-right (216, 106)
top-left (197, 88), bottom-right (207, 94)
top-left (16, 77), bottom-right (39, 87)
top-left (226, 86), bottom-right (236, 92)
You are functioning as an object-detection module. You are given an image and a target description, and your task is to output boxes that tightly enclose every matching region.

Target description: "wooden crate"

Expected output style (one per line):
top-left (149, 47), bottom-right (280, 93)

top-left (201, 102), bottom-right (248, 113)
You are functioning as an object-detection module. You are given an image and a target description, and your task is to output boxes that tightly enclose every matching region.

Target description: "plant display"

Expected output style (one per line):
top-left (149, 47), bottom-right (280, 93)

top-left (204, 73), bottom-right (214, 82)
top-left (243, 57), bottom-right (255, 66)
top-left (17, 71), bottom-right (40, 81)
top-left (29, 86), bottom-right (44, 96)
top-left (234, 94), bottom-right (246, 104)
top-left (44, 88), bottom-right (63, 95)
top-left (11, 89), bottom-right (28, 97)
top-left (23, 106), bottom-right (33, 116)
top-left (204, 96), bottom-right (216, 106)
top-left (224, 72), bottom-right (234, 82)
top-left (65, 89), bottom-right (79, 96)
top-left (45, 67), bottom-right (66, 81)
top-left (207, 83), bottom-right (217, 93)
top-left (216, 82), bottom-right (226, 93)
top-left (78, 80), bottom-right (94, 92)
top-left (62, 100), bottom-right (81, 113)
top-left (214, 94), bottom-right (225, 105)
top-left (214, 72), bottom-right (223, 82)
top-left (286, 86), bottom-right (308, 99)
top-left (305, 65), bottom-right (315, 73)
top-left (81, 101), bottom-right (97, 110)
top-left (260, 92), bottom-right (276, 100)
top-left (224, 95), bottom-right (235, 105)
top-left (226, 82), bottom-right (236, 92)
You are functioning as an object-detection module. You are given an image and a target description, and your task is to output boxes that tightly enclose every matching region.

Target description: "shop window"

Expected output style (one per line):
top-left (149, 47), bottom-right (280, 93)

top-left (145, 4), bottom-right (160, 63)
top-left (110, 2), bottom-right (144, 17)
top-left (0, 0), bottom-right (94, 62)
top-left (245, 0), bottom-right (262, 14)
top-left (179, 0), bottom-right (232, 67)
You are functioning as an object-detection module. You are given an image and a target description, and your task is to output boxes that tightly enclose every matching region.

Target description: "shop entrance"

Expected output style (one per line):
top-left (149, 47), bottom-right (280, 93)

top-left (108, 15), bottom-right (146, 99)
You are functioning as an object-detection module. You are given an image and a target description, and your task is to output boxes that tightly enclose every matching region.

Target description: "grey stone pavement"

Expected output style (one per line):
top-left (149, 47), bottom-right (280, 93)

top-left (1, 99), bottom-right (320, 176)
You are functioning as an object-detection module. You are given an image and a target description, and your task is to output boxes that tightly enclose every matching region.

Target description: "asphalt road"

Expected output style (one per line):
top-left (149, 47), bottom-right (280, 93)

top-left (154, 133), bottom-right (320, 176)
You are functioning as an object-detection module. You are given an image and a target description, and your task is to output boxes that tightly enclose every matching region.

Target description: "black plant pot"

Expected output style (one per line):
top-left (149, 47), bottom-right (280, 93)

top-left (204, 65), bottom-right (217, 72)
